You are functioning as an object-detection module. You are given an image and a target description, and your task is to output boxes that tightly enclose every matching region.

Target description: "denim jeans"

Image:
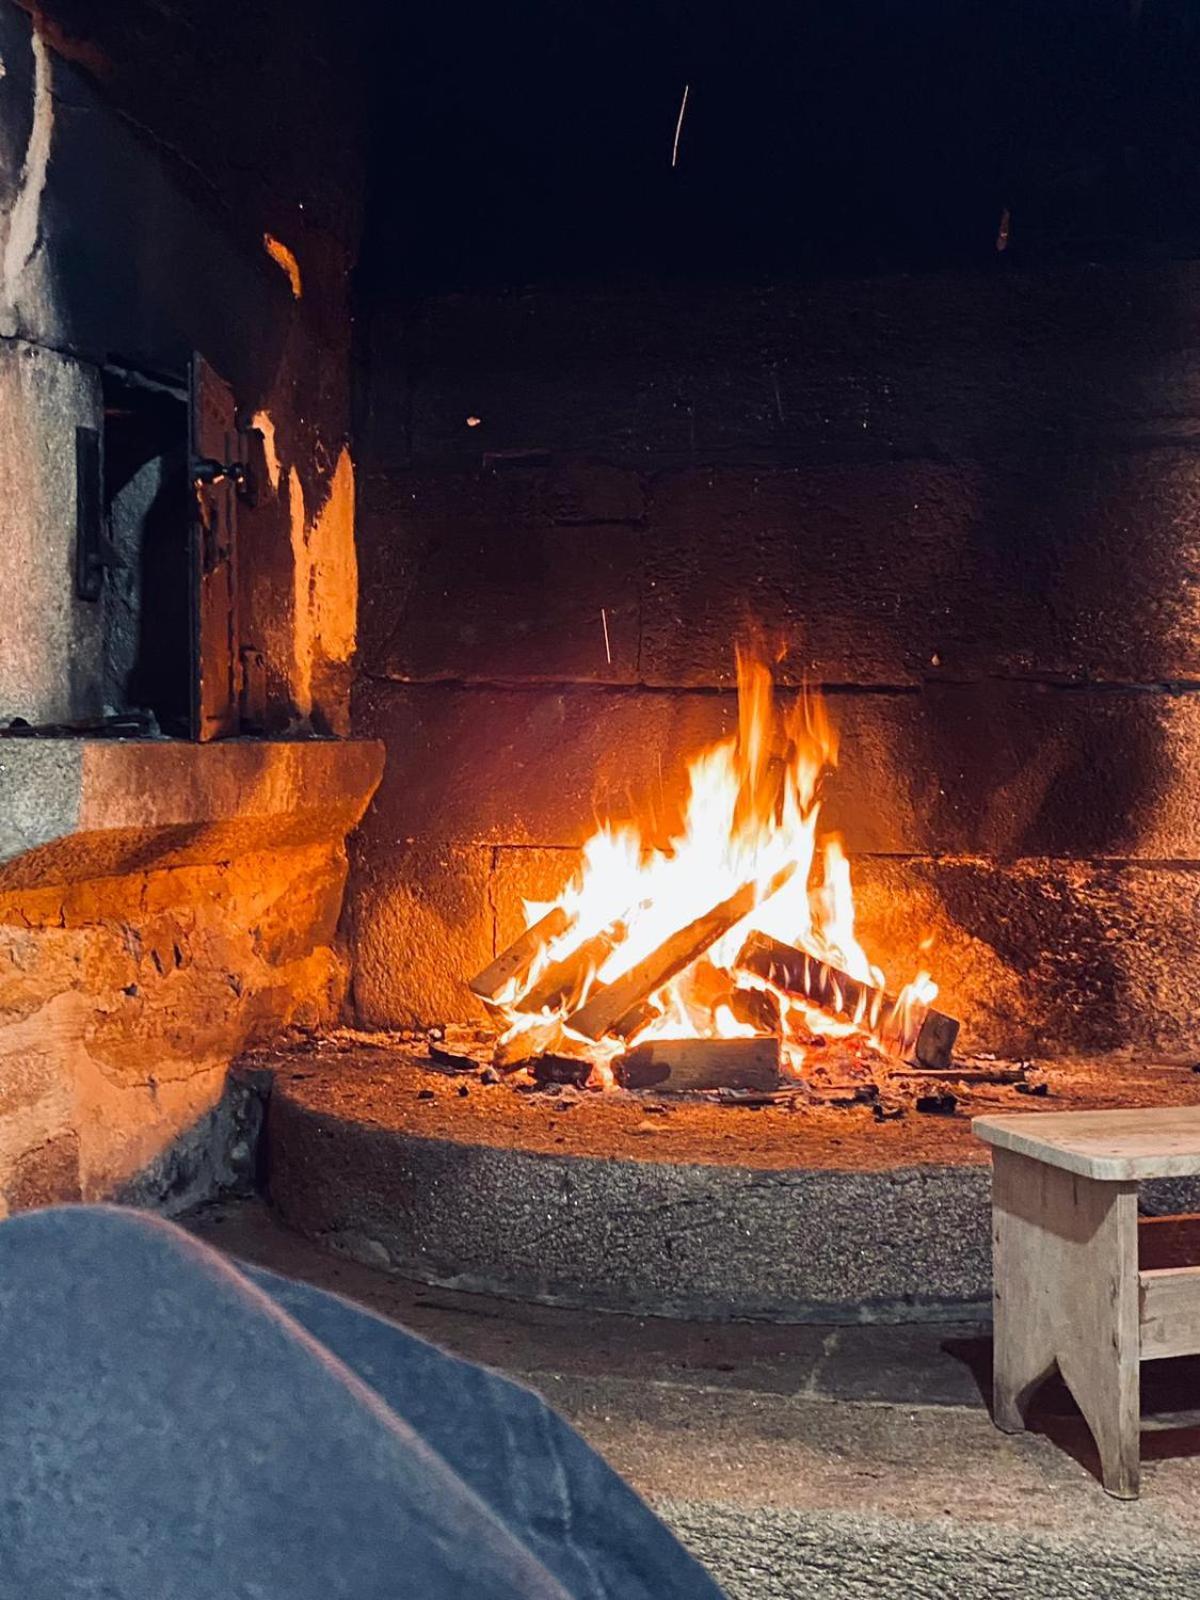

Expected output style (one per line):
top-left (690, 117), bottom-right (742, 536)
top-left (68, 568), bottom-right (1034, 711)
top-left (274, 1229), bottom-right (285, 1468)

top-left (0, 1205), bottom-right (726, 1600)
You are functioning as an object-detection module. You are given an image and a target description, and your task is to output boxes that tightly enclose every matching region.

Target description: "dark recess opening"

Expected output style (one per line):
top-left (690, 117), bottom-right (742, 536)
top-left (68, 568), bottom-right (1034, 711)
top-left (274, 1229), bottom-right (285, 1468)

top-left (102, 371), bottom-right (190, 736)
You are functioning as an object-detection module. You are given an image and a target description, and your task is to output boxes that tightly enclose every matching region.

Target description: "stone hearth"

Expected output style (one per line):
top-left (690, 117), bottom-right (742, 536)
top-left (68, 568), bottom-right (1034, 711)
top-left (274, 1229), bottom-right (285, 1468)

top-left (258, 1036), bottom-right (1200, 1321)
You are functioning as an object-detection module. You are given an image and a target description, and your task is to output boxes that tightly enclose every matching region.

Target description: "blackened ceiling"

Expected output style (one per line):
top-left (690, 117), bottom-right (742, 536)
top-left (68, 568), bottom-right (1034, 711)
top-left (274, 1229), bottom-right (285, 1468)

top-left (359, 0), bottom-right (1200, 292)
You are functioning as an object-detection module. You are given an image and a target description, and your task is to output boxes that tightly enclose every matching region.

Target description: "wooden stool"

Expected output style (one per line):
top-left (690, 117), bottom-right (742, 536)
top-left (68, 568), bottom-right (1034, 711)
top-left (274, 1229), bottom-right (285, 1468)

top-left (974, 1107), bottom-right (1200, 1499)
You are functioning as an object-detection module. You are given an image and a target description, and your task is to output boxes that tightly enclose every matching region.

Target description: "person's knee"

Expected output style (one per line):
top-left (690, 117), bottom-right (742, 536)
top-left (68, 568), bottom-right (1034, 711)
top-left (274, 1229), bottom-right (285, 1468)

top-left (0, 1203), bottom-right (212, 1320)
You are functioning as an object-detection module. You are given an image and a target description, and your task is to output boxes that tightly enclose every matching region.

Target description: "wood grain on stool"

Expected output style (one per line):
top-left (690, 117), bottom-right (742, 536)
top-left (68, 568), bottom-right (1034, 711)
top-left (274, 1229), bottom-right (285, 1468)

top-left (991, 1148), bottom-right (1140, 1498)
top-left (977, 1107), bottom-right (1200, 1501)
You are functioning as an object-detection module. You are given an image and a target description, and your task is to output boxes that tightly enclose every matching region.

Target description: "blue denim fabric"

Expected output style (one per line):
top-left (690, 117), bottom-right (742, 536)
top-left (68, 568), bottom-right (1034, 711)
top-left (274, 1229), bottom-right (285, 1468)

top-left (0, 1205), bottom-right (725, 1600)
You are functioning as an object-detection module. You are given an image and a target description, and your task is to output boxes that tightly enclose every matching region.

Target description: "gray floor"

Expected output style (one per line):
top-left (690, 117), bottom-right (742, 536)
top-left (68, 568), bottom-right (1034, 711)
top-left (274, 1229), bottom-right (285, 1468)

top-left (183, 1197), bottom-right (1200, 1600)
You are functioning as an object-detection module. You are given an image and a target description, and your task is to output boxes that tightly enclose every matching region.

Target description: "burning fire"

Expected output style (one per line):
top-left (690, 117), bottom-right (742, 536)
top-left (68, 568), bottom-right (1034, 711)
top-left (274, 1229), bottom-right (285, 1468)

top-left (485, 644), bottom-right (938, 1081)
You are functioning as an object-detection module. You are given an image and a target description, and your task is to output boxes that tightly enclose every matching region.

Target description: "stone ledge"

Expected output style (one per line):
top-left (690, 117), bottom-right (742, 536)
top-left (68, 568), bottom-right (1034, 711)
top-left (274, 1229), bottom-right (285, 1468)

top-left (0, 738), bottom-right (385, 890)
top-left (263, 1046), bottom-right (1200, 1322)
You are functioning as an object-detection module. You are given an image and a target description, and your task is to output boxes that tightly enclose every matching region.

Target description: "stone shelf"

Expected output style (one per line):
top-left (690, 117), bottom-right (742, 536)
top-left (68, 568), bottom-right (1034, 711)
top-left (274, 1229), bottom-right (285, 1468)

top-left (0, 737), bottom-right (384, 890)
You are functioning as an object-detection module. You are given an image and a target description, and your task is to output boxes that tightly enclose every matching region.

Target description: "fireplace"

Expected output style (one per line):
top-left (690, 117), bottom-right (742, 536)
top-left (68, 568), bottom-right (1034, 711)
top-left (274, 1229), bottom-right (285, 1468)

top-left (348, 262), bottom-right (1200, 1072)
top-left (2, 0), bottom-right (1200, 1322)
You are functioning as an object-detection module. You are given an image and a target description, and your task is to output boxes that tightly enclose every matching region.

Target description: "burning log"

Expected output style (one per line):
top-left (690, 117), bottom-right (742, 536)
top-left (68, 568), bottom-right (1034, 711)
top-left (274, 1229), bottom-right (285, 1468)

top-left (566, 864), bottom-right (797, 1042)
top-left (619, 1036), bottom-right (781, 1093)
top-left (735, 930), bottom-right (960, 1070)
top-left (494, 1018), bottom-right (562, 1070)
top-left (728, 984), bottom-right (782, 1036)
top-left (468, 906), bottom-right (572, 1003)
top-left (516, 920), bottom-right (627, 1014)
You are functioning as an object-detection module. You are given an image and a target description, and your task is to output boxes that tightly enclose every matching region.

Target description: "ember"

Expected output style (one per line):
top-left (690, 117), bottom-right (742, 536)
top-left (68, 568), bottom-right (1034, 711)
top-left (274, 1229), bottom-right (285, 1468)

top-left (468, 643), bottom-right (950, 1089)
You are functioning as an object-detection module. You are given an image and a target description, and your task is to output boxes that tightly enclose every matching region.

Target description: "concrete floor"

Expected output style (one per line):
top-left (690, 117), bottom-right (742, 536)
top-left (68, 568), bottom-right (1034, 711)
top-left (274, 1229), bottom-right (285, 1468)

top-left (183, 1197), bottom-right (1200, 1600)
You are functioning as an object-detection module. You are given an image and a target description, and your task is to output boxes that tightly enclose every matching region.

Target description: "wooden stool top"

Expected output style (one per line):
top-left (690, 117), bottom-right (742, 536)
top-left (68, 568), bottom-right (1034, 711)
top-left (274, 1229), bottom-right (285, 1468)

top-left (973, 1106), bottom-right (1200, 1181)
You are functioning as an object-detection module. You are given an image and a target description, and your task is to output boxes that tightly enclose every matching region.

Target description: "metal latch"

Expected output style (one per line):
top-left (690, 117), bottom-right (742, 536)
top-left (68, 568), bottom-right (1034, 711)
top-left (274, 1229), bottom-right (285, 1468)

top-left (191, 456), bottom-right (249, 492)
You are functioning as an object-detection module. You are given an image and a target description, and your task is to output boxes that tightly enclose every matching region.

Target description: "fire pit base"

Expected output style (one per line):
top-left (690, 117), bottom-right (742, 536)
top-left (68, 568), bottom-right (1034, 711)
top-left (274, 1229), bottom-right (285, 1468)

top-left (261, 1040), bottom-right (1200, 1323)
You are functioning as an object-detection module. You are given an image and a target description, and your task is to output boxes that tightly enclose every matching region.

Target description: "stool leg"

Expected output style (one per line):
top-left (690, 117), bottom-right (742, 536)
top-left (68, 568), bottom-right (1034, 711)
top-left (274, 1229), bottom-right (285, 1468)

top-left (1052, 1172), bottom-right (1141, 1500)
top-left (991, 1150), bottom-right (1141, 1498)
top-left (992, 1149), bottom-right (1058, 1432)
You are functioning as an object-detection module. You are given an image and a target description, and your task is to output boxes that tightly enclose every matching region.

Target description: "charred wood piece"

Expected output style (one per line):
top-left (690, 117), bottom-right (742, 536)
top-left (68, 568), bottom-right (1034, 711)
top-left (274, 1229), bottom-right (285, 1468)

top-left (427, 1023), bottom-right (497, 1073)
top-left (618, 1036), bottom-right (781, 1093)
top-left (735, 932), bottom-right (960, 1070)
top-left (567, 865), bottom-right (796, 1042)
top-left (468, 906), bottom-right (572, 1003)
top-left (915, 1091), bottom-right (958, 1116)
top-left (532, 1054), bottom-right (596, 1087)
top-left (429, 1039), bottom-right (490, 1073)
top-left (728, 985), bottom-right (783, 1035)
top-left (914, 1011), bottom-right (960, 1075)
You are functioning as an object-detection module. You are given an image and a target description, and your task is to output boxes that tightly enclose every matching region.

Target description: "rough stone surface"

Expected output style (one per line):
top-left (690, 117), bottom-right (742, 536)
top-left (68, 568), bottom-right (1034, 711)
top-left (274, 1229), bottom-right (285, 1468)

top-left (0, 736), bottom-right (385, 886)
top-left (186, 1197), bottom-right (1200, 1600)
top-left (264, 1049), bottom-right (1200, 1321)
top-left (358, 467), bottom-right (641, 685)
top-left (0, 339), bottom-right (104, 724)
top-left (0, 739), bottom-right (383, 1214)
top-left (364, 268), bottom-right (1200, 471)
top-left (274, 1123), bottom-right (994, 1320)
top-left (639, 451), bottom-right (1200, 689)
top-left (657, 1487), bottom-right (1200, 1600)
top-left (348, 842), bottom-right (493, 1028)
top-left (361, 449), bottom-right (1200, 691)
top-left (851, 858), bottom-right (1200, 1057)
top-left (354, 680), bottom-right (1200, 859)
top-left (358, 447), bottom-right (1200, 692)
top-left (0, 844), bottom-right (348, 1212)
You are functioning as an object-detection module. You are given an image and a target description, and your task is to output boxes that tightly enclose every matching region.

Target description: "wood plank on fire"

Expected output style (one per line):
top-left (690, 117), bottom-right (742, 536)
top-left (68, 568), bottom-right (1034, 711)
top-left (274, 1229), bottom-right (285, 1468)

top-left (468, 906), bottom-right (572, 1003)
top-left (735, 930), bottom-right (960, 1071)
top-left (619, 1036), bottom-right (782, 1093)
top-left (517, 920), bottom-right (628, 1014)
top-left (566, 864), bottom-right (797, 1042)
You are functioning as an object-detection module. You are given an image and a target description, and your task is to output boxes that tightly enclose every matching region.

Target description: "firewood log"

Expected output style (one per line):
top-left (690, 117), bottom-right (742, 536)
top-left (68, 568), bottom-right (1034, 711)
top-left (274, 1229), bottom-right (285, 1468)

top-left (619, 1036), bottom-right (781, 1092)
top-left (735, 930), bottom-right (959, 1070)
top-left (566, 863), bottom-right (796, 1041)
top-left (516, 920), bottom-right (627, 1013)
top-left (468, 906), bottom-right (572, 1002)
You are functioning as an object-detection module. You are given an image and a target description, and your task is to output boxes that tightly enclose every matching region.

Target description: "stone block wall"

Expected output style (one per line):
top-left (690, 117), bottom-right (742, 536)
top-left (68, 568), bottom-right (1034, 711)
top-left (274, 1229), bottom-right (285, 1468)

top-left (0, 846), bottom-right (344, 1213)
top-left (349, 266), bottom-right (1200, 1058)
top-left (0, 0), bottom-right (365, 732)
top-left (0, 0), bottom-right (379, 1210)
top-left (0, 739), bottom-right (382, 1215)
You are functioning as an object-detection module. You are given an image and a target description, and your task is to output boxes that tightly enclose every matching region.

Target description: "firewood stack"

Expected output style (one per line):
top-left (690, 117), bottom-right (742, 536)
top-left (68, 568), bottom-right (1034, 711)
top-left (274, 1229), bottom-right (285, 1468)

top-left (450, 875), bottom-right (1045, 1110)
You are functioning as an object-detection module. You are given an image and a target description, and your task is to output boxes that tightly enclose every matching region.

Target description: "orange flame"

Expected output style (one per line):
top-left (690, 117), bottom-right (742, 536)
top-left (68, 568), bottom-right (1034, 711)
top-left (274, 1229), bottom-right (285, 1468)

top-left (492, 644), bottom-right (936, 1074)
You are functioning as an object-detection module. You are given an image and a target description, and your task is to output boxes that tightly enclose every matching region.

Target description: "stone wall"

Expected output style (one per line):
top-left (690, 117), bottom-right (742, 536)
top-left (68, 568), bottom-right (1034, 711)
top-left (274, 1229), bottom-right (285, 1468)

top-left (0, 846), bottom-right (343, 1213)
top-left (349, 266), bottom-right (1200, 1058)
top-left (0, 1), bottom-right (379, 1214)
top-left (0, 0), bottom-right (365, 732)
top-left (0, 739), bottom-right (382, 1215)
